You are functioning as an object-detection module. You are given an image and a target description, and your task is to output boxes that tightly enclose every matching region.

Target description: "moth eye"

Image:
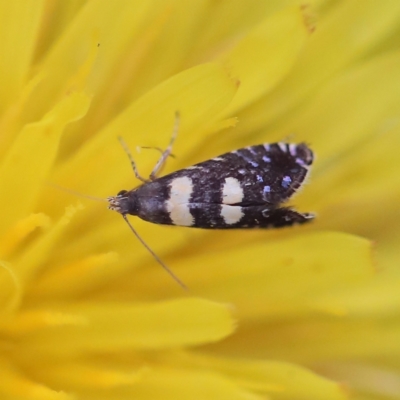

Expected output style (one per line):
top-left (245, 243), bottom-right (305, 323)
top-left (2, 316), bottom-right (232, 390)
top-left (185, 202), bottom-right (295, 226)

top-left (117, 190), bottom-right (128, 196)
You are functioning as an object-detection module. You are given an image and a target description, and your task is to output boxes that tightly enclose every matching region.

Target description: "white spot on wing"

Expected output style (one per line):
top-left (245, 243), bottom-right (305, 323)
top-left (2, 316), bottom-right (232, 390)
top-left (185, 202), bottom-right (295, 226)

top-left (278, 142), bottom-right (287, 152)
top-left (282, 176), bottom-right (292, 188)
top-left (221, 205), bottom-right (243, 224)
top-left (247, 146), bottom-right (258, 155)
top-left (295, 157), bottom-right (305, 166)
top-left (222, 177), bottom-right (244, 204)
top-left (166, 176), bottom-right (194, 226)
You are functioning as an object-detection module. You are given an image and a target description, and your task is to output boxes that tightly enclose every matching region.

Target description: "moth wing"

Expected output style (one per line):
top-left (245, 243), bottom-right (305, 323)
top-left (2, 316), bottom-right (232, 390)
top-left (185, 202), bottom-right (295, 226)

top-left (158, 142), bottom-right (313, 206)
top-left (186, 202), bottom-right (314, 229)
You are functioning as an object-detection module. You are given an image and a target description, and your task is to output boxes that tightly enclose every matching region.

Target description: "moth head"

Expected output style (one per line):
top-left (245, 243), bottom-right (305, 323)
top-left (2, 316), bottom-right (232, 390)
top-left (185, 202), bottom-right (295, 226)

top-left (107, 190), bottom-right (136, 215)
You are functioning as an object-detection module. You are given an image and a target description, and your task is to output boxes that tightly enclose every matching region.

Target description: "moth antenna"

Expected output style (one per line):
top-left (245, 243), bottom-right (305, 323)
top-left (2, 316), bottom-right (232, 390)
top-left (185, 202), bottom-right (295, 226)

top-left (48, 182), bottom-right (108, 203)
top-left (122, 214), bottom-right (188, 290)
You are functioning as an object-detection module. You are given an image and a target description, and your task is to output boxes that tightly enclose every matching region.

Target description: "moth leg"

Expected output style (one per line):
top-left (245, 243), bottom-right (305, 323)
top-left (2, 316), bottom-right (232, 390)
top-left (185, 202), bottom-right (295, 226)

top-left (149, 111), bottom-right (180, 180)
top-left (138, 146), bottom-right (176, 158)
top-left (118, 137), bottom-right (150, 183)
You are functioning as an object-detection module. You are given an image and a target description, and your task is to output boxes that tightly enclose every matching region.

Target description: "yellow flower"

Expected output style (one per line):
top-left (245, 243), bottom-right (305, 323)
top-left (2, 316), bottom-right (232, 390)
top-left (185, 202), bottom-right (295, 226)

top-left (0, 1), bottom-right (400, 399)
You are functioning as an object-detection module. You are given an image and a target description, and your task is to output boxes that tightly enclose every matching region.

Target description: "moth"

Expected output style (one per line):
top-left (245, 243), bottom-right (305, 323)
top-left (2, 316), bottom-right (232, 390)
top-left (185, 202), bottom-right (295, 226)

top-left (108, 114), bottom-right (314, 287)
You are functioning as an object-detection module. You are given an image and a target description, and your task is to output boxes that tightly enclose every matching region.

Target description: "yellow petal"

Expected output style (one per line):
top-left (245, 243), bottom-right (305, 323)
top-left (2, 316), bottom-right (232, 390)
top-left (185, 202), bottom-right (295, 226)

top-left (0, 1), bottom-right (44, 112)
top-left (118, 368), bottom-right (263, 400)
top-left (315, 273), bottom-right (400, 318)
top-left (210, 315), bottom-right (400, 364)
top-left (25, 0), bottom-right (157, 121)
top-left (122, 232), bottom-right (373, 319)
top-left (17, 299), bottom-right (235, 356)
top-left (0, 213), bottom-right (50, 258)
top-left (0, 357), bottom-right (72, 400)
top-left (15, 204), bottom-right (83, 286)
top-left (276, 51), bottom-right (400, 162)
top-left (182, 353), bottom-right (347, 400)
top-left (222, 5), bottom-right (311, 115)
top-left (32, 362), bottom-right (148, 394)
top-left (236, 0), bottom-right (400, 135)
top-left (315, 361), bottom-right (400, 399)
top-left (27, 252), bottom-right (120, 300)
top-left (0, 260), bottom-right (21, 316)
top-left (0, 92), bottom-right (90, 232)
